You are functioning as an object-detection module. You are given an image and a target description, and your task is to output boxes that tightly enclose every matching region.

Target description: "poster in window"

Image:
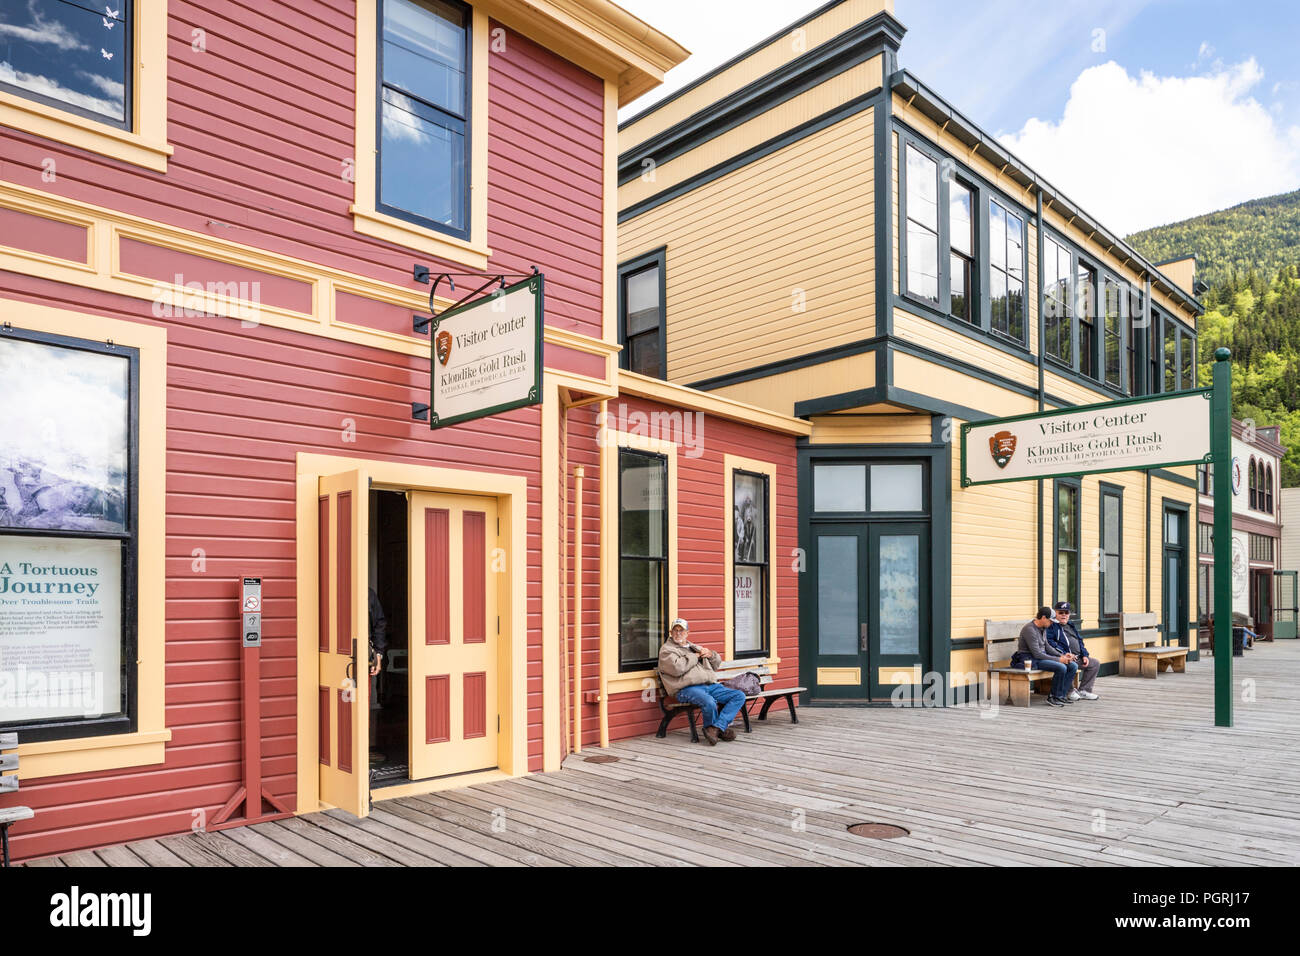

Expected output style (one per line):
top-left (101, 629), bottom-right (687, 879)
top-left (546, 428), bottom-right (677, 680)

top-left (0, 537), bottom-right (122, 723)
top-left (733, 568), bottom-right (762, 653)
top-left (733, 473), bottom-right (765, 563)
top-left (0, 338), bottom-right (128, 533)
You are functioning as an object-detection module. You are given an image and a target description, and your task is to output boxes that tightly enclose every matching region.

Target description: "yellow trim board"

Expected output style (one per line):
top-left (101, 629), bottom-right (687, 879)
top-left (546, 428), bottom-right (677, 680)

top-left (617, 369), bottom-right (813, 436)
top-left (723, 453), bottom-right (781, 667)
top-left (817, 667), bottom-right (861, 686)
top-left (0, 1), bottom-right (171, 171)
top-left (7, 300), bottom-right (169, 780)
top-left (294, 453), bottom-right (530, 814)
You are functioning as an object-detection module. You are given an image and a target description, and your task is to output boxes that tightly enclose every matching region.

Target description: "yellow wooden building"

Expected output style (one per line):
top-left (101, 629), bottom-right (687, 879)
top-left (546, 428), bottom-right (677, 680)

top-left (618, 0), bottom-right (1204, 701)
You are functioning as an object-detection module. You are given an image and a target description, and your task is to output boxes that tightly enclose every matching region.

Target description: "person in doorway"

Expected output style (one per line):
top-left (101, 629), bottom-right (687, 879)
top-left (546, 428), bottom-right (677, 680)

top-left (657, 618), bottom-right (745, 746)
top-left (1046, 601), bottom-right (1099, 700)
top-left (368, 587), bottom-right (387, 677)
top-left (1018, 606), bottom-right (1074, 707)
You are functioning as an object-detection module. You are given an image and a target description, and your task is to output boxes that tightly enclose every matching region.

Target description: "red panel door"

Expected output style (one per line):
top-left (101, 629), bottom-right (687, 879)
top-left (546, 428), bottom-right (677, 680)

top-left (317, 469), bottom-right (370, 817)
top-left (408, 492), bottom-right (499, 780)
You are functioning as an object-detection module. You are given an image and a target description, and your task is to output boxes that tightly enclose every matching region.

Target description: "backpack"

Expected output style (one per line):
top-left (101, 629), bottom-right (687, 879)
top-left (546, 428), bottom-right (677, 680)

top-left (721, 671), bottom-right (761, 696)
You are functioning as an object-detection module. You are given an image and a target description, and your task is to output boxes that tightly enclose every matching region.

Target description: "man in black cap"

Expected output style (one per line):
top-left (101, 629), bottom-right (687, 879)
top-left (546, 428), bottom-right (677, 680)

top-left (1046, 601), bottom-right (1099, 700)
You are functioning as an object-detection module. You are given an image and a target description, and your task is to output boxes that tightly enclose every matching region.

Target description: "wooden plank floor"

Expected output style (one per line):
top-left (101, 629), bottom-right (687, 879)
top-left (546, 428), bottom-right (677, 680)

top-left (25, 640), bottom-right (1300, 866)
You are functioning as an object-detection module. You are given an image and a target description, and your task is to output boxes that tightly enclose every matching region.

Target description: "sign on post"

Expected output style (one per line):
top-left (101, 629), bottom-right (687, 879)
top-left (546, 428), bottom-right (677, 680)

top-left (428, 274), bottom-right (543, 429)
top-left (241, 576), bottom-right (262, 648)
top-left (961, 390), bottom-right (1212, 487)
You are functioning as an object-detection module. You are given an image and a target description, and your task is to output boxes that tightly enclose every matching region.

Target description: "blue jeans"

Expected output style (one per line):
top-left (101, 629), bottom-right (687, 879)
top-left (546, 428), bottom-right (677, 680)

top-left (1034, 658), bottom-right (1078, 699)
top-left (676, 683), bottom-right (747, 730)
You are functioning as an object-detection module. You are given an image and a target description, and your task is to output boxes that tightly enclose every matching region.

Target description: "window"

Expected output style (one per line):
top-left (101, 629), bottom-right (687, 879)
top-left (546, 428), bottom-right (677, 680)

top-left (1249, 457), bottom-right (1257, 510)
top-left (1044, 236), bottom-right (1072, 364)
top-left (989, 199), bottom-right (1025, 341)
top-left (1054, 479), bottom-right (1080, 614)
top-left (1249, 533), bottom-right (1274, 563)
top-left (1127, 288), bottom-right (1143, 394)
top-left (1198, 463), bottom-right (1213, 496)
top-left (904, 143), bottom-right (940, 302)
top-left (0, 0), bottom-right (131, 128)
top-left (1149, 311), bottom-right (1162, 394)
top-left (0, 328), bottom-right (137, 743)
top-left (1103, 279), bottom-right (1123, 389)
top-left (1198, 563), bottom-right (1213, 623)
top-left (1180, 332), bottom-right (1194, 390)
top-left (1164, 316), bottom-right (1177, 392)
top-left (377, 0), bottom-right (471, 238)
top-left (1077, 261), bottom-right (1097, 379)
top-left (618, 449), bottom-right (668, 671)
top-left (1266, 464), bottom-right (1274, 513)
top-left (1099, 485), bottom-right (1122, 620)
top-left (0, 1), bottom-right (168, 171)
top-left (1197, 521), bottom-right (1213, 555)
top-left (732, 471), bottom-right (768, 657)
top-left (618, 254), bottom-right (666, 378)
top-left (949, 181), bottom-right (974, 323)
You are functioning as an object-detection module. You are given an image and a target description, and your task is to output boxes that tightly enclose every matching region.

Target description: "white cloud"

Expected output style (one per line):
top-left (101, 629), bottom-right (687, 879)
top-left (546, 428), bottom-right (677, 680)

top-left (1000, 59), bottom-right (1300, 233)
top-left (0, 61), bottom-right (121, 119)
top-left (0, 3), bottom-right (88, 51)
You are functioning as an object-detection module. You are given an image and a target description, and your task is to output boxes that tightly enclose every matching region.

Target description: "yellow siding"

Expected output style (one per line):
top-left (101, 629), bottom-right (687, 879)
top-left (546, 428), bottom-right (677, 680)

top-left (1043, 369), bottom-right (1119, 408)
top-left (710, 348), bottom-right (875, 417)
top-left (892, 352), bottom-right (1036, 419)
top-left (620, 57), bottom-right (881, 208)
top-left (619, 0), bottom-right (891, 150)
top-left (621, 107), bottom-right (876, 385)
top-left (810, 413), bottom-right (931, 444)
top-left (892, 308), bottom-right (1039, 391)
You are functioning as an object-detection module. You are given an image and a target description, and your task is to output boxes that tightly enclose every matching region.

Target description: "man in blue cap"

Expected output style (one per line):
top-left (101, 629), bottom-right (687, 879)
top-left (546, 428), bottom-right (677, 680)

top-left (1046, 601), bottom-right (1100, 700)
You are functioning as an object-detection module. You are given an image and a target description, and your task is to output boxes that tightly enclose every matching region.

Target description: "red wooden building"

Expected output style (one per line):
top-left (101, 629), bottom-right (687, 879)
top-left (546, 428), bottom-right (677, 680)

top-left (0, 0), bottom-right (807, 861)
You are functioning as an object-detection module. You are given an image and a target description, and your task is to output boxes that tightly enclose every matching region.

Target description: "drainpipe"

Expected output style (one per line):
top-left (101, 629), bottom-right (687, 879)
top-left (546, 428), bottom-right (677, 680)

top-left (573, 465), bottom-right (585, 753)
top-left (598, 399), bottom-right (610, 748)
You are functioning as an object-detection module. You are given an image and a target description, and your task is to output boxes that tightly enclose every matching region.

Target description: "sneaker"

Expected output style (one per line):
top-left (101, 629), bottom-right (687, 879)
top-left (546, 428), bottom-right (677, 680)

top-left (1077, 690), bottom-right (1099, 700)
top-left (1067, 690), bottom-right (1081, 701)
top-left (702, 726), bottom-right (719, 746)
top-left (1046, 696), bottom-right (1065, 707)
top-left (719, 727), bottom-right (737, 741)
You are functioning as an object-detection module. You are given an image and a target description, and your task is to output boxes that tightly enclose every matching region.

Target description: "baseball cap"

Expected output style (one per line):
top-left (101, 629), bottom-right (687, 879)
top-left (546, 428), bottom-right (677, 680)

top-left (1053, 602), bottom-right (1072, 614)
top-left (670, 618), bottom-right (689, 630)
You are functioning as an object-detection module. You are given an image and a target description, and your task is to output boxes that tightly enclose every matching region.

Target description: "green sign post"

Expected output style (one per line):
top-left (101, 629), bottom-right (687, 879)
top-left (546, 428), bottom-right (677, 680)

top-left (1211, 348), bottom-right (1233, 727)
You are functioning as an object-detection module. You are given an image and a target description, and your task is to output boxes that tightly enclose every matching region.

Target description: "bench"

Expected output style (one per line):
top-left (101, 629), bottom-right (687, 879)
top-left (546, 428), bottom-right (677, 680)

top-left (1120, 612), bottom-right (1189, 677)
top-left (0, 733), bottom-right (34, 868)
top-left (655, 658), bottom-right (805, 742)
top-left (983, 619), bottom-right (1079, 707)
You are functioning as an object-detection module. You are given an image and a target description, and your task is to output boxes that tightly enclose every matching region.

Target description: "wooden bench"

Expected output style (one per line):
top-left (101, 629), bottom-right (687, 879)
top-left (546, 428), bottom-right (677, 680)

top-left (655, 658), bottom-right (806, 742)
top-left (1120, 612), bottom-right (1189, 677)
top-left (983, 619), bottom-right (1078, 706)
top-left (0, 733), bottom-right (34, 868)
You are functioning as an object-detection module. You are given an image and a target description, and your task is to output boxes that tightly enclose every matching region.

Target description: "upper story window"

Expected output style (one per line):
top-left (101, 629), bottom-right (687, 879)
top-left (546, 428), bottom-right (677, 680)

top-left (1103, 278), bottom-right (1123, 390)
top-left (378, 0), bottom-right (471, 238)
top-left (1076, 261), bottom-right (1097, 380)
top-left (1249, 457), bottom-right (1258, 509)
top-left (0, 0), bottom-right (131, 129)
top-left (1266, 464), bottom-right (1274, 514)
top-left (618, 252), bottom-right (666, 378)
top-left (1127, 288), bottom-right (1143, 395)
top-left (948, 181), bottom-right (974, 324)
top-left (1155, 308), bottom-right (1196, 393)
top-left (904, 144), bottom-right (940, 302)
top-left (989, 199), bottom-right (1025, 342)
top-left (1044, 236), bottom-right (1073, 365)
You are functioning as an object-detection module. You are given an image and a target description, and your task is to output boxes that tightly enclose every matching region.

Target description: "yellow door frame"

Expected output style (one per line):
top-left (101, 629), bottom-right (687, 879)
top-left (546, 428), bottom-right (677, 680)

top-left (294, 453), bottom-right (528, 813)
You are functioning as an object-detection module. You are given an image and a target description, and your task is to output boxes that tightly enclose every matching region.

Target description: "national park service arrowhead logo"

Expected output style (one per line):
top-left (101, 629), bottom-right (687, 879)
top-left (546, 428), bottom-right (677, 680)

top-left (435, 330), bottom-right (453, 367)
top-left (989, 430), bottom-right (1017, 468)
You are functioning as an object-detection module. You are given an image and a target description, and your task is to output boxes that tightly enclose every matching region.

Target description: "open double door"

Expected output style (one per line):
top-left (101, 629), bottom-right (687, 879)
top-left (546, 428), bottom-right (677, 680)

top-left (317, 469), bottom-right (499, 816)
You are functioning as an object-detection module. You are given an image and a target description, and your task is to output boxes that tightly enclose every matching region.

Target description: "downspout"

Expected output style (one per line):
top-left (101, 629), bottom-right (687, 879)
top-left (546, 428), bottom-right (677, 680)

top-left (1036, 188), bottom-right (1046, 607)
top-left (572, 465), bottom-right (585, 753)
top-left (598, 399), bottom-right (610, 748)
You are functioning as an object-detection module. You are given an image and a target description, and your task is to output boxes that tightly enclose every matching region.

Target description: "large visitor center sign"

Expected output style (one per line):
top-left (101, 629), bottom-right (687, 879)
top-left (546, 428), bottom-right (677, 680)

top-left (961, 351), bottom-right (1236, 727)
top-left (961, 390), bottom-right (1212, 486)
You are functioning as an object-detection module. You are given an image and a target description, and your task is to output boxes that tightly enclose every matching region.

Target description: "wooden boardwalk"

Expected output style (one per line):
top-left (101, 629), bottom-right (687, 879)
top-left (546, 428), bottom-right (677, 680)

top-left (24, 640), bottom-right (1300, 866)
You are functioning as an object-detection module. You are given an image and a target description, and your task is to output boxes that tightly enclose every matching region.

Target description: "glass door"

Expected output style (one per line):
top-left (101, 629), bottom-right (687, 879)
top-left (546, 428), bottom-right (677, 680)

top-left (1162, 507), bottom-right (1186, 648)
top-left (868, 523), bottom-right (930, 700)
top-left (811, 525), bottom-right (868, 700)
top-left (1275, 570), bottom-right (1298, 640)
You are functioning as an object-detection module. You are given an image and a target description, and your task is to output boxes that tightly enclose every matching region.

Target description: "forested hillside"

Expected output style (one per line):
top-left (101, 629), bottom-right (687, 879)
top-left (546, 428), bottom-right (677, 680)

top-left (1130, 193), bottom-right (1300, 487)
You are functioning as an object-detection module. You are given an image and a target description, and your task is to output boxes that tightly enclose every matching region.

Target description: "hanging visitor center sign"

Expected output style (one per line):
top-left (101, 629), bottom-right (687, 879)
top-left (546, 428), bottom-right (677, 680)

top-left (961, 389), bottom-right (1212, 487)
top-left (428, 274), bottom-right (544, 429)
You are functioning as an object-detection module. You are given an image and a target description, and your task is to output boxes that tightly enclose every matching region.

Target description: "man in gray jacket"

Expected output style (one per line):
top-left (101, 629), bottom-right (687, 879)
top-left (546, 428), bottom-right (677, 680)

top-left (657, 618), bottom-right (746, 745)
top-left (1019, 606), bottom-right (1076, 707)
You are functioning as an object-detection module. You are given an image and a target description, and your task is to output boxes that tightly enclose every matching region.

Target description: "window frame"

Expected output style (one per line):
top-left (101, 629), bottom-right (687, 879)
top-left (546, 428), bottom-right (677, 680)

top-left (375, 0), bottom-right (473, 241)
top-left (617, 247), bottom-right (668, 379)
top-left (1040, 229), bottom-right (1129, 396)
top-left (0, 0), bottom-right (170, 171)
top-left (617, 446), bottom-right (670, 673)
top-left (1249, 456), bottom-right (1257, 510)
top-left (896, 128), bottom-right (1029, 352)
top-left (729, 466), bottom-right (771, 661)
top-left (1098, 482), bottom-right (1123, 625)
top-left (1053, 477), bottom-right (1081, 617)
top-left (987, 196), bottom-right (1027, 344)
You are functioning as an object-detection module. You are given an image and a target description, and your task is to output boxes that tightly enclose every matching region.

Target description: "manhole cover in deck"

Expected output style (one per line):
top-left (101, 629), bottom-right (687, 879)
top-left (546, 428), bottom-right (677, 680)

top-left (847, 822), bottom-right (909, 839)
top-left (583, 755), bottom-right (620, 763)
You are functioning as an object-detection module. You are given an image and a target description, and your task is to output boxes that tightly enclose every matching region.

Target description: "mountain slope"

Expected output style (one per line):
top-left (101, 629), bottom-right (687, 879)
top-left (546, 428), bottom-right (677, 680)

top-left (1129, 190), bottom-right (1300, 288)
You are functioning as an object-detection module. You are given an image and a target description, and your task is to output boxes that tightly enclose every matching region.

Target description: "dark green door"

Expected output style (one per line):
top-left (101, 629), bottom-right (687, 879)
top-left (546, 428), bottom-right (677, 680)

top-left (1162, 507), bottom-right (1187, 647)
top-left (811, 525), bottom-right (869, 700)
top-left (1274, 570), bottom-right (1298, 639)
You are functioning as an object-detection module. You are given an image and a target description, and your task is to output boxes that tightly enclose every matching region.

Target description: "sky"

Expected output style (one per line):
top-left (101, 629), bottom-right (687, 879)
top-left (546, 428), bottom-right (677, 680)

top-left (616, 0), bottom-right (1300, 235)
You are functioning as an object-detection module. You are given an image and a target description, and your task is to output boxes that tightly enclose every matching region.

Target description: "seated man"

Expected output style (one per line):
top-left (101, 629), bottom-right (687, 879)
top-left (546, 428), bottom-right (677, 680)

top-left (1018, 606), bottom-right (1076, 707)
top-left (1046, 601), bottom-right (1099, 700)
top-left (657, 618), bottom-right (746, 745)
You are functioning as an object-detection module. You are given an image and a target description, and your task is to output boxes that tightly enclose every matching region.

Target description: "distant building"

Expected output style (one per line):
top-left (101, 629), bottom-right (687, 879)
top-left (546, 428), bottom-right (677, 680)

top-left (1197, 421), bottom-right (1288, 643)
